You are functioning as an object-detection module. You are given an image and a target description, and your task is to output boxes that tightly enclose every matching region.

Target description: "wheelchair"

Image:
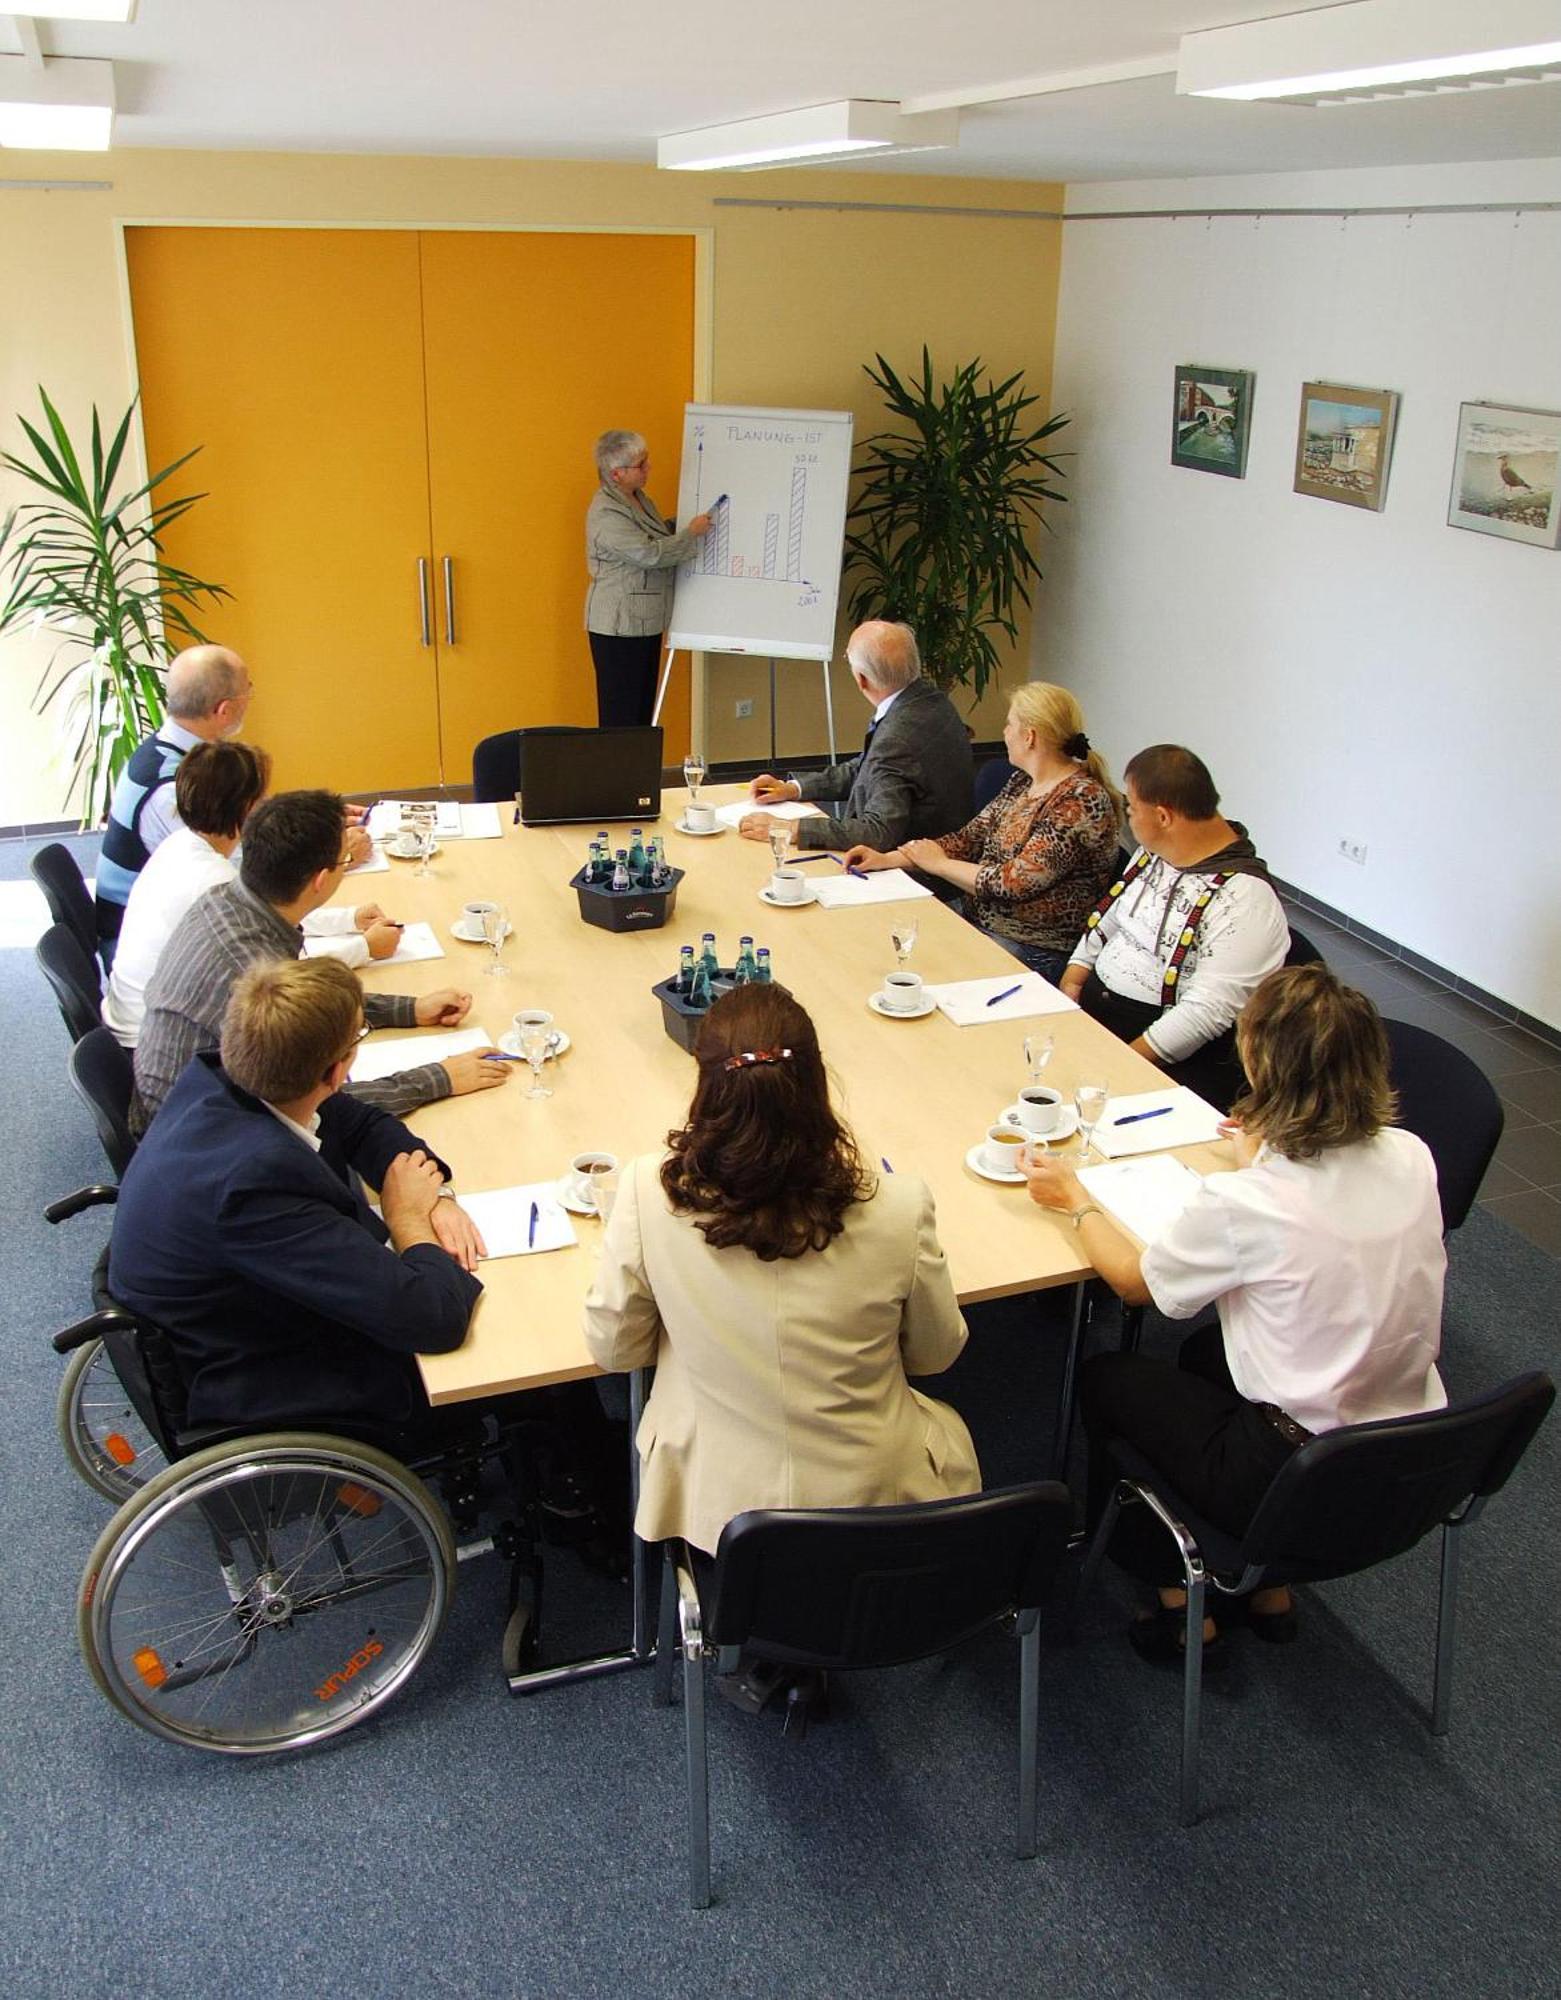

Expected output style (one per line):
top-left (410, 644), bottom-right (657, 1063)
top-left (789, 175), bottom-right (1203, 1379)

top-left (57, 1296), bottom-right (546, 1755)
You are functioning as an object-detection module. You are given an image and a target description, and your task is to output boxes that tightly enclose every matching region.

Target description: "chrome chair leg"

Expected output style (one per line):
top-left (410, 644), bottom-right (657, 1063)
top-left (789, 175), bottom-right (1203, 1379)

top-left (1179, 1564), bottom-right (1206, 1826)
top-left (653, 1549), bottom-right (678, 1707)
top-left (1017, 1610), bottom-right (1040, 1858)
top-left (1431, 1520), bottom-right (1460, 1738)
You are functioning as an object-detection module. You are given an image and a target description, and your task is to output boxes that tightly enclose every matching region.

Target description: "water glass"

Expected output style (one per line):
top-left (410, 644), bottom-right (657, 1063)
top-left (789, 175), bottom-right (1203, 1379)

top-left (519, 1023), bottom-right (554, 1099)
top-left (1024, 1034), bottom-right (1055, 1090)
top-left (891, 918), bottom-right (918, 969)
top-left (682, 754), bottom-right (706, 802)
top-left (768, 825), bottom-right (791, 870)
top-left (1074, 1080), bottom-right (1109, 1156)
top-left (481, 902), bottom-right (509, 977)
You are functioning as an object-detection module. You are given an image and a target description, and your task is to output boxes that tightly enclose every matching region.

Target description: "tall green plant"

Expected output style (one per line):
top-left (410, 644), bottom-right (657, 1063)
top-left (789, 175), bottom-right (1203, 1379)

top-left (0, 388), bottom-right (229, 825)
top-left (843, 350), bottom-right (1069, 704)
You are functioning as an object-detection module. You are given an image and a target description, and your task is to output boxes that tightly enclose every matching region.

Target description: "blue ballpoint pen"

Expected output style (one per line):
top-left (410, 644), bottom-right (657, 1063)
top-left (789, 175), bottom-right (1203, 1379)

top-left (881, 1157), bottom-right (894, 1173)
top-left (986, 983), bottom-right (1022, 1007)
top-left (1113, 1106), bottom-right (1173, 1127)
top-left (527, 1200), bottom-right (538, 1249)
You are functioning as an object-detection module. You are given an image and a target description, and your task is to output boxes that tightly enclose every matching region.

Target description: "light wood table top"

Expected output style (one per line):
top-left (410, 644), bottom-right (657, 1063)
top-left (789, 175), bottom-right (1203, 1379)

top-left (343, 787), bottom-right (1231, 1404)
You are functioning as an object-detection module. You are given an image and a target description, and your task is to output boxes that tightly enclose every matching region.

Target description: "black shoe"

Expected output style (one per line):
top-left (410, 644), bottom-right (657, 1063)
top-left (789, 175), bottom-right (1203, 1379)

top-left (1128, 1605), bottom-right (1231, 1673)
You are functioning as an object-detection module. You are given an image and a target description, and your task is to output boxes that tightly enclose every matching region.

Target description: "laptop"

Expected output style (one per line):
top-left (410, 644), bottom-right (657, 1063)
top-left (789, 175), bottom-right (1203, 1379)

top-left (517, 725), bottom-right (664, 827)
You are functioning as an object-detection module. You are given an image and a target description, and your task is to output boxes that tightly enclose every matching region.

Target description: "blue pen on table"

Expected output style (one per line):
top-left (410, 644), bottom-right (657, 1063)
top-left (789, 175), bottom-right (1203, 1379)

top-left (845, 865), bottom-right (869, 879)
top-left (986, 982), bottom-right (1022, 1007)
top-left (1113, 1106), bottom-right (1173, 1127)
top-left (790, 854), bottom-right (838, 866)
top-left (881, 1157), bottom-right (894, 1173)
top-left (527, 1200), bottom-right (538, 1249)
top-left (481, 1051), bottom-right (527, 1062)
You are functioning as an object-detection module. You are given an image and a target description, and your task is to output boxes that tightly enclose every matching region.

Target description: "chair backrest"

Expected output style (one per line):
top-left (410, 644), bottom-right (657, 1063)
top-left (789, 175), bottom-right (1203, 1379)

top-left (29, 841), bottom-right (98, 962)
top-left (69, 1027), bottom-right (138, 1181)
top-left (36, 923), bottom-right (103, 1043)
top-left (706, 1482), bottom-right (1073, 1669)
top-left (1239, 1371), bottom-right (1554, 1583)
top-left (471, 729), bottom-right (522, 803)
top-left (1284, 925), bottom-right (1325, 967)
top-left (972, 757), bottom-right (1021, 812)
top-left (1383, 1017), bottom-right (1504, 1232)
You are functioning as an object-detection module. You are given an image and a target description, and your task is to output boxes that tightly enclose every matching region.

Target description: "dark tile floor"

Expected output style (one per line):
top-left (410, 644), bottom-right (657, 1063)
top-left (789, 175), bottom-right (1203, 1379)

top-left (1280, 898), bottom-right (1561, 1258)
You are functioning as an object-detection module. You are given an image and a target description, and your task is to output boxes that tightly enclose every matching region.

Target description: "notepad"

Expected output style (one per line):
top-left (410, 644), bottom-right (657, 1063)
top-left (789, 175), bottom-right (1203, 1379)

top-left (455, 1184), bottom-right (577, 1260)
top-left (367, 799), bottom-right (463, 840)
top-left (344, 845), bottom-right (390, 875)
top-left (925, 973), bottom-right (1078, 1025)
top-left (459, 802), bottom-right (503, 840)
top-left (1088, 1087), bottom-right (1224, 1158)
top-left (810, 868), bottom-right (934, 910)
top-left (1077, 1156), bottom-right (1203, 1246)
top-left (348, 1025), bottom-right (492, 1084)
top-left (712, 798), bottom-right (814, 829)
top-left (377, 920), bottom-right (446, 966)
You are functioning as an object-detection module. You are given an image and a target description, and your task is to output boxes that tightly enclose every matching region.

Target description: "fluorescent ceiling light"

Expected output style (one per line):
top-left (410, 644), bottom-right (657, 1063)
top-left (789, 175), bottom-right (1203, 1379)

top-left (658, 100), bottom-right (958, 172)
top-left (8, 3), bottom-right (137, 19)
top-left (0, 56), bottom-right (115, 150)
top-left (1178, 0), bottom-right (1561, 104)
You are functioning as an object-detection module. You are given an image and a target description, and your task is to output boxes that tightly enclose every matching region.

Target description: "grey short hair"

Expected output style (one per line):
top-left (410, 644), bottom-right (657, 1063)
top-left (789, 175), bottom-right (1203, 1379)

top-left (165, 645), bottom-right (247, 721)
top-left (595, 430), bottom-right (647, 480)
top-left (846, 620), bottom-right (921, 694)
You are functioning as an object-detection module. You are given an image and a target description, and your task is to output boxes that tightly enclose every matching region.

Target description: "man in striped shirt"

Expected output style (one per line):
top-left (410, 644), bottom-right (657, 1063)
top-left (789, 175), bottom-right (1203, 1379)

top-left (132, 788), bottom-right (510, 1133)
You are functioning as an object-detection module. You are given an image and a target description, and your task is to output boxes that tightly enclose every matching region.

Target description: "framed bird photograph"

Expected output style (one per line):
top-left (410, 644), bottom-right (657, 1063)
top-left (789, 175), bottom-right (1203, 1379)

top-left (1447, 402), bottom-right (1561, 549)
top-left (1292, 382), bottom-right (1400, 512)
top-left (1171, 364), bottom-right (1255, 478)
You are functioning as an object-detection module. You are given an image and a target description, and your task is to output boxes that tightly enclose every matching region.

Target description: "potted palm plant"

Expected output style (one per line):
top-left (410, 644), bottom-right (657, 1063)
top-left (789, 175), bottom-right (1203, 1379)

top-left (0, 388), bottom-right (229, 825)
top-left (843, 349), bottom-right (1069, 704)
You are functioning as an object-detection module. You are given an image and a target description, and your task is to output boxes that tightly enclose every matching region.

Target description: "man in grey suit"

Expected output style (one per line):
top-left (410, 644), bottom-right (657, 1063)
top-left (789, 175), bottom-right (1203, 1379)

top-left (740, 621), bottom-right (973, 852)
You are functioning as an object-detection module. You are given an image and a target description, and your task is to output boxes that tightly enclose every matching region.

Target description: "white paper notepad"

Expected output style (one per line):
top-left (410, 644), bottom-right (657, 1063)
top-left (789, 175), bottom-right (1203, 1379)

top-left (1077, 1156), bottom-right (1203, 1246)
top-left (455, 1184), bottom-right (577, 1259)
top-left (308, 919), bottom-right (448, 968)
top-left (459, 802), bottom-right (503, 840)
top-left (925, 973), bottom-right (1078, 1025)
top-left (367, 799), bottom-right (463, 840)
top-left (349, 1025), bottom-right (492, 1085)
top-left (345, 845), bottom-right (390, 875)
top-left (1089, 1087), bottom-right (1224, 1158)
top-left (810, 868), bottom-right (934, 910)
top-left (713, 799), bottom-right (814, 830)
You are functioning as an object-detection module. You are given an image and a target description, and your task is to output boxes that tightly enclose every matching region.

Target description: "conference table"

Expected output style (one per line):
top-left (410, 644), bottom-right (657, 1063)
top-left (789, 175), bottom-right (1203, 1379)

top-left (343, 785), bottom-right (1231, 1687)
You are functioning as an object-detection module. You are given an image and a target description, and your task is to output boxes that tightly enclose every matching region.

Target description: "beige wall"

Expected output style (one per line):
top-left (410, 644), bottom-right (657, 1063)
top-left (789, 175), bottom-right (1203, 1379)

top-left (0, 150), bottom-right (1061, 823)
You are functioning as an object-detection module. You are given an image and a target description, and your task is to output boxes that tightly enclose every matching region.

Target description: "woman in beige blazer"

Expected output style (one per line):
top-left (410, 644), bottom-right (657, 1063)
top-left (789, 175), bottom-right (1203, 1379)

top-left (583, 984), bottom-right (980, 1559)
top-left (584, 429), bottom-right (712, 728)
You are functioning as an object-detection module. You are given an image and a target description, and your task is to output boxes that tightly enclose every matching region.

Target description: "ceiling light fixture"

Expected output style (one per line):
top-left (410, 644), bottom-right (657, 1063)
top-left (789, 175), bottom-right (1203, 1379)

top-left (0, 56), bottom-right (115, 150)
top-left (1178, 0), bottom-right (1561, 105)
top-left (657, 100), bottom-right (958, 172)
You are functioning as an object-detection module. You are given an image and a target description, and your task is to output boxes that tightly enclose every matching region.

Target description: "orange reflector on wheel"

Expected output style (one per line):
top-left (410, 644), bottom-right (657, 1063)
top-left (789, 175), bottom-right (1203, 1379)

top-left (132, 1647), bottom-right (168, 1689)
top-left (336, 1483), bottom-right (381, 1516)
top-left (104, 1432), bottom-right (137, 1466)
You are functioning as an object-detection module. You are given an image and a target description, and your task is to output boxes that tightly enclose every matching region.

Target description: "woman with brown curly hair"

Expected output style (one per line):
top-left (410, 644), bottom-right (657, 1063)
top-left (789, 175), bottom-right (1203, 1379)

top-left (1023, 963), bottom-right (1447, 1667)
top-left (583, 983), bottom-right (980, 1560)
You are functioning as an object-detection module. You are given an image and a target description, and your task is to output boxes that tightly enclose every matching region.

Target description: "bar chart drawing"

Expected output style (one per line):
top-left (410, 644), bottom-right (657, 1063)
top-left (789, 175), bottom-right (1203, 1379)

top-left (670, 404), bottom-right (853, 662)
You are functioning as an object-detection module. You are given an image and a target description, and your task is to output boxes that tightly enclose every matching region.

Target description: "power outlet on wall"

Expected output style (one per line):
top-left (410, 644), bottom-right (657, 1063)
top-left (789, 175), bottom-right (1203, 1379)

top-left (1338, 838), bottom-right (1368, 866)
top-left (735, 698), bottom-right (754, 720)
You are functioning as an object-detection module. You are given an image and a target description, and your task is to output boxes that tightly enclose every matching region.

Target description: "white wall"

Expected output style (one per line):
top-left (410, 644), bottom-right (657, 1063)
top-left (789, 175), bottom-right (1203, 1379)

top-left (1042, 159), bottom-right (1561, 1030)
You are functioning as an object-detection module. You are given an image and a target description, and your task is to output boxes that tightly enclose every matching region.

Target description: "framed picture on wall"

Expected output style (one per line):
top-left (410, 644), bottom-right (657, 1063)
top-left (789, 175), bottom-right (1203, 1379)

top-left (1171, 364), bottom-right (1255, 478)
top-left (1447, 402), bottom-right (1561, 549)
top-left (1292, 382), bottom-right (1400, 511)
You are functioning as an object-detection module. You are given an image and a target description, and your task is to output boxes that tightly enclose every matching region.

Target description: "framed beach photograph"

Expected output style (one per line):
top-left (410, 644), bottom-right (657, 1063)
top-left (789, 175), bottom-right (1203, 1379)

top-left (1447, 402), bottom-right (1561, 549)
top-left (1292, 381), bottom-right (1400, 512)
top-left (1171, 364), bottom-right (1255, 478)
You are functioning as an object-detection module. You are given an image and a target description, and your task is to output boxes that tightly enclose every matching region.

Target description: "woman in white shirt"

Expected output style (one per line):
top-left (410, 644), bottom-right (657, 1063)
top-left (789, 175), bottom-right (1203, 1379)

top-left (1024, 963), bottom-right (1446, 1667)
top-left (104, 742), bottom-right (400, 1047)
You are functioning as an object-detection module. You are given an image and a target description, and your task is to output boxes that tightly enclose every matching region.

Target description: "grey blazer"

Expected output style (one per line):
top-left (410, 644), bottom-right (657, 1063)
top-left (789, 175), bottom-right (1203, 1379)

top-left (584, 484), bottom-right (701, 638)
top-left (791, 676), bottom-right (974, 851)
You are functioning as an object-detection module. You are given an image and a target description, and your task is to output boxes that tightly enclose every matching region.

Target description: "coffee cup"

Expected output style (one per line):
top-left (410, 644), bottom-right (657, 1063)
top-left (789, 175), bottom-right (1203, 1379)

top-left (881, 970), bottom-right (924, 1013)
top-left (388, 832), bottom-right (421, 858)
top-left (1007, 1085), bottom-right (1062, 1135)
top-left (463, 899), bottom-right (500, 932)
top-left (569, 1151), bottom-right (619, 1204)
top-left (770, 868), bottom-right (808, 904)
top-left (981, 1125), bottom-right (1030, 1176)
top-left (684, 801), bottom-right (716, 831)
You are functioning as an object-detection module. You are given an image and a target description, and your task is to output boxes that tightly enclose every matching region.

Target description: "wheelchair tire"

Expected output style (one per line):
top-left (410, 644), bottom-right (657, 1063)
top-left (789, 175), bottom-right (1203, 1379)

top-left (79, 1433), bottom-right (455, 1754)
top-left (57, 1336), bottom-right (168, 1503)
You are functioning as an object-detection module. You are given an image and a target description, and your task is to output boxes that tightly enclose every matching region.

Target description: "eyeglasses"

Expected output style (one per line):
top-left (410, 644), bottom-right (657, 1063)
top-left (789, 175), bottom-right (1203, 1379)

top-left (333, 1021), bottom-right (372, 1066)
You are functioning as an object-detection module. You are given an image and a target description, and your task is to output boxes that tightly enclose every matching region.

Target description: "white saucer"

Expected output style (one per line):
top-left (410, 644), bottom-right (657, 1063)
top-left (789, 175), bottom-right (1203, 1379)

top-left (387, 838), bottom-right (441, 860)
top-left (1000, 1103), bottom-right (1080, 1143)
top-left (759, 885), bottom-right (815, 910)
top-left (965, 1143), bottom-right (1028, 1186)
top-left (497, 1028), bottom-right (571, 1060)
top-left (868, 990), bottom-right (937, 1021)
top-left (556, 1180), bottom-right (596, 1217)
top-left (674, 818), bottom-right (724, 837)
top-left (450, 917), bottom-right (513, 943)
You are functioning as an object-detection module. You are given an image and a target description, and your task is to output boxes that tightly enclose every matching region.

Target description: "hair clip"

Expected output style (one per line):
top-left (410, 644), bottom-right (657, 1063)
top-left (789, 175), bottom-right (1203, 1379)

top-left (721, 1047), bottom-right (793, 1071)
top-left (1063, 731), bottom-right (1090, 759)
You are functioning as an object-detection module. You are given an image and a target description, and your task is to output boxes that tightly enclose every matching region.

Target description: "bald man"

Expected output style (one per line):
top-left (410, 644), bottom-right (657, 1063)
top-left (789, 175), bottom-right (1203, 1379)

top-left (739, 620), bottom-right (973, 853)
top-left (95, 644), bottom-right (254, 949)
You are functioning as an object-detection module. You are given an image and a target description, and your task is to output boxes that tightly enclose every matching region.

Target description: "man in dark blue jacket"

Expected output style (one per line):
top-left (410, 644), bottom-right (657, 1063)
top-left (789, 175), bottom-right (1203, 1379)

top-left (110, 956), bottom-right (485, 1437)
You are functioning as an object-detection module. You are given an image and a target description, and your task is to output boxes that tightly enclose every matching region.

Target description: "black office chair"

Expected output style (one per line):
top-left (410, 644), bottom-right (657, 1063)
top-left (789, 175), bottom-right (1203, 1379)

top-left (653, 1481), bottom-right (1074, 1907)
top-left (1076, 1370), bottom-right (1554, 1824)
top-left (29, 841), bottom-right (99, 964)
top-left (36, 922), bottom-right (103, 1044)
top-left (1383, 1019), bottom-right (1505, 1234)
top-left (1284, 925), bottom-right (1326, 966)
top-left (68, 1027), bottom-right (138, 1182)
top-left (972, 757), bottom-right (1021, 812)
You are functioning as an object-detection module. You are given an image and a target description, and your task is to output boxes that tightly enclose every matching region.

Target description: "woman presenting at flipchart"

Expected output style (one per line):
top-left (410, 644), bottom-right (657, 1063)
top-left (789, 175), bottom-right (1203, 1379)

top-left (584, 430), bottom-right (713, 728)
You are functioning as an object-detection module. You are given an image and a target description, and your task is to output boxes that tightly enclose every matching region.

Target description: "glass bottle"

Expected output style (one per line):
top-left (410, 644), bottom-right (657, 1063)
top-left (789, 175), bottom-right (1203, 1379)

top-left (733, 935), bottom-right (758, 984)
top-left (754, 946), bottom-right (773, 985)
top-left (611, 848), bottom-right (631, 892)
top-left (627, 827), bottom-right (648, 883)
top-left (676, 943), bottom-right (695, 997)
top-left (688, 957), bottom-right (713, 1010)
top-left (700, 931), bottom-right (719, 976)
top-left (648, 835), bottom-right (668, 887)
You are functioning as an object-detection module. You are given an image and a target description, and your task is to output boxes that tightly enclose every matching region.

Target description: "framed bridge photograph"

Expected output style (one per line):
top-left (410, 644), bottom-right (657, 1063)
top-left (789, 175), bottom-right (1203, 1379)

top-left (1171, 364), bottom-right (1254, 479)
top-left (1447, 402), bottom-right (1561, 550)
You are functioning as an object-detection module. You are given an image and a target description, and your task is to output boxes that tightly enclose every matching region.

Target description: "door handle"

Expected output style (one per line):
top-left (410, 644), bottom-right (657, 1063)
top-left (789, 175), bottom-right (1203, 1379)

top-left (417, 558), bottom-right (431, 648)
top-left (442, 555), bottom-right (456, 646)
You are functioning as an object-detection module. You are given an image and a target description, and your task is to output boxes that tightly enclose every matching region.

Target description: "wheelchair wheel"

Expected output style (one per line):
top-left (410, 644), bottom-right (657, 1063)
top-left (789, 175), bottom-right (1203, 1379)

top-left (57, 1337), bottom-right (168, 1502)
top-left (79, 1434), bottom-right (455, 1754)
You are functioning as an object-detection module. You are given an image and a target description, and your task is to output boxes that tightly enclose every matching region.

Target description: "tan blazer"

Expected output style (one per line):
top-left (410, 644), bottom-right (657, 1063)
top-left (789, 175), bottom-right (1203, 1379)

top-left (583, 1155), bottom-right (981, 1556)
top-left (583, 484), bottom-right (701, 638)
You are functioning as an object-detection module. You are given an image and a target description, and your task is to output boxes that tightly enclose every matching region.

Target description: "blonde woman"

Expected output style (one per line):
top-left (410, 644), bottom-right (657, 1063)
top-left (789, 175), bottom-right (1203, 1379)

top-left (844, 682), bottom-right (1121, 982)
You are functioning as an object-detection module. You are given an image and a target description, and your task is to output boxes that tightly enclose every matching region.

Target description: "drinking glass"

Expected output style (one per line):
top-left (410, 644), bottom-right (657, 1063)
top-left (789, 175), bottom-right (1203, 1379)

top-left (768, 825), bottom-right (791, 870)
top-left (585, 1161), bottom-right (620, 1225)
top-left (1074, 1079), bottom-right (1109, 1156)
top-left (519, 1023), bottom-right (554, 1099)
top-left (481, 902), bottom-right (509, 977)
top-left (1024, 1034), bottom-right (1055, 1090)
top-left (682, 754), bottom-right (706, 803)
top-left (891, 917), bottom-right (918, 969)
top-left (413, 815), bottom-right (435, 880)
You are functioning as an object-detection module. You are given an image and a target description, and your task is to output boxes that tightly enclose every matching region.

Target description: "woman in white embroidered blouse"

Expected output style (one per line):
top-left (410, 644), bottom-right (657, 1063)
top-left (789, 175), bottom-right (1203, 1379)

top-left (1023, 962), bottom-right (1446, 1668)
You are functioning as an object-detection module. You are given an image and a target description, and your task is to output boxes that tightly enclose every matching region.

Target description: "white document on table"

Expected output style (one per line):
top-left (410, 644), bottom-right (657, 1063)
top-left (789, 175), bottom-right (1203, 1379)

top-left (345, 844), bottom-right (390, 875)
top-left (374, 920), bottom-right (446, 966)
top-left (810, 868), bottom-right (934, 910)
top-left (926, 972), bottom-right (1078, 1025)
top-left (459, 802), bottom-right (503, 840)
top-left (367, 799), bottom-right (463, 839)
top-left (456, 1183), bottom-right (577, 1260)
top-left (349, 1025), bottom-right (492, 1084)
top-left (1089, 1086), bottom-right (1225, 1158)
top-left (712, 798), bottom-right (814, 830)
top-left (1077, 1156), bottom-right (1203, 1246)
